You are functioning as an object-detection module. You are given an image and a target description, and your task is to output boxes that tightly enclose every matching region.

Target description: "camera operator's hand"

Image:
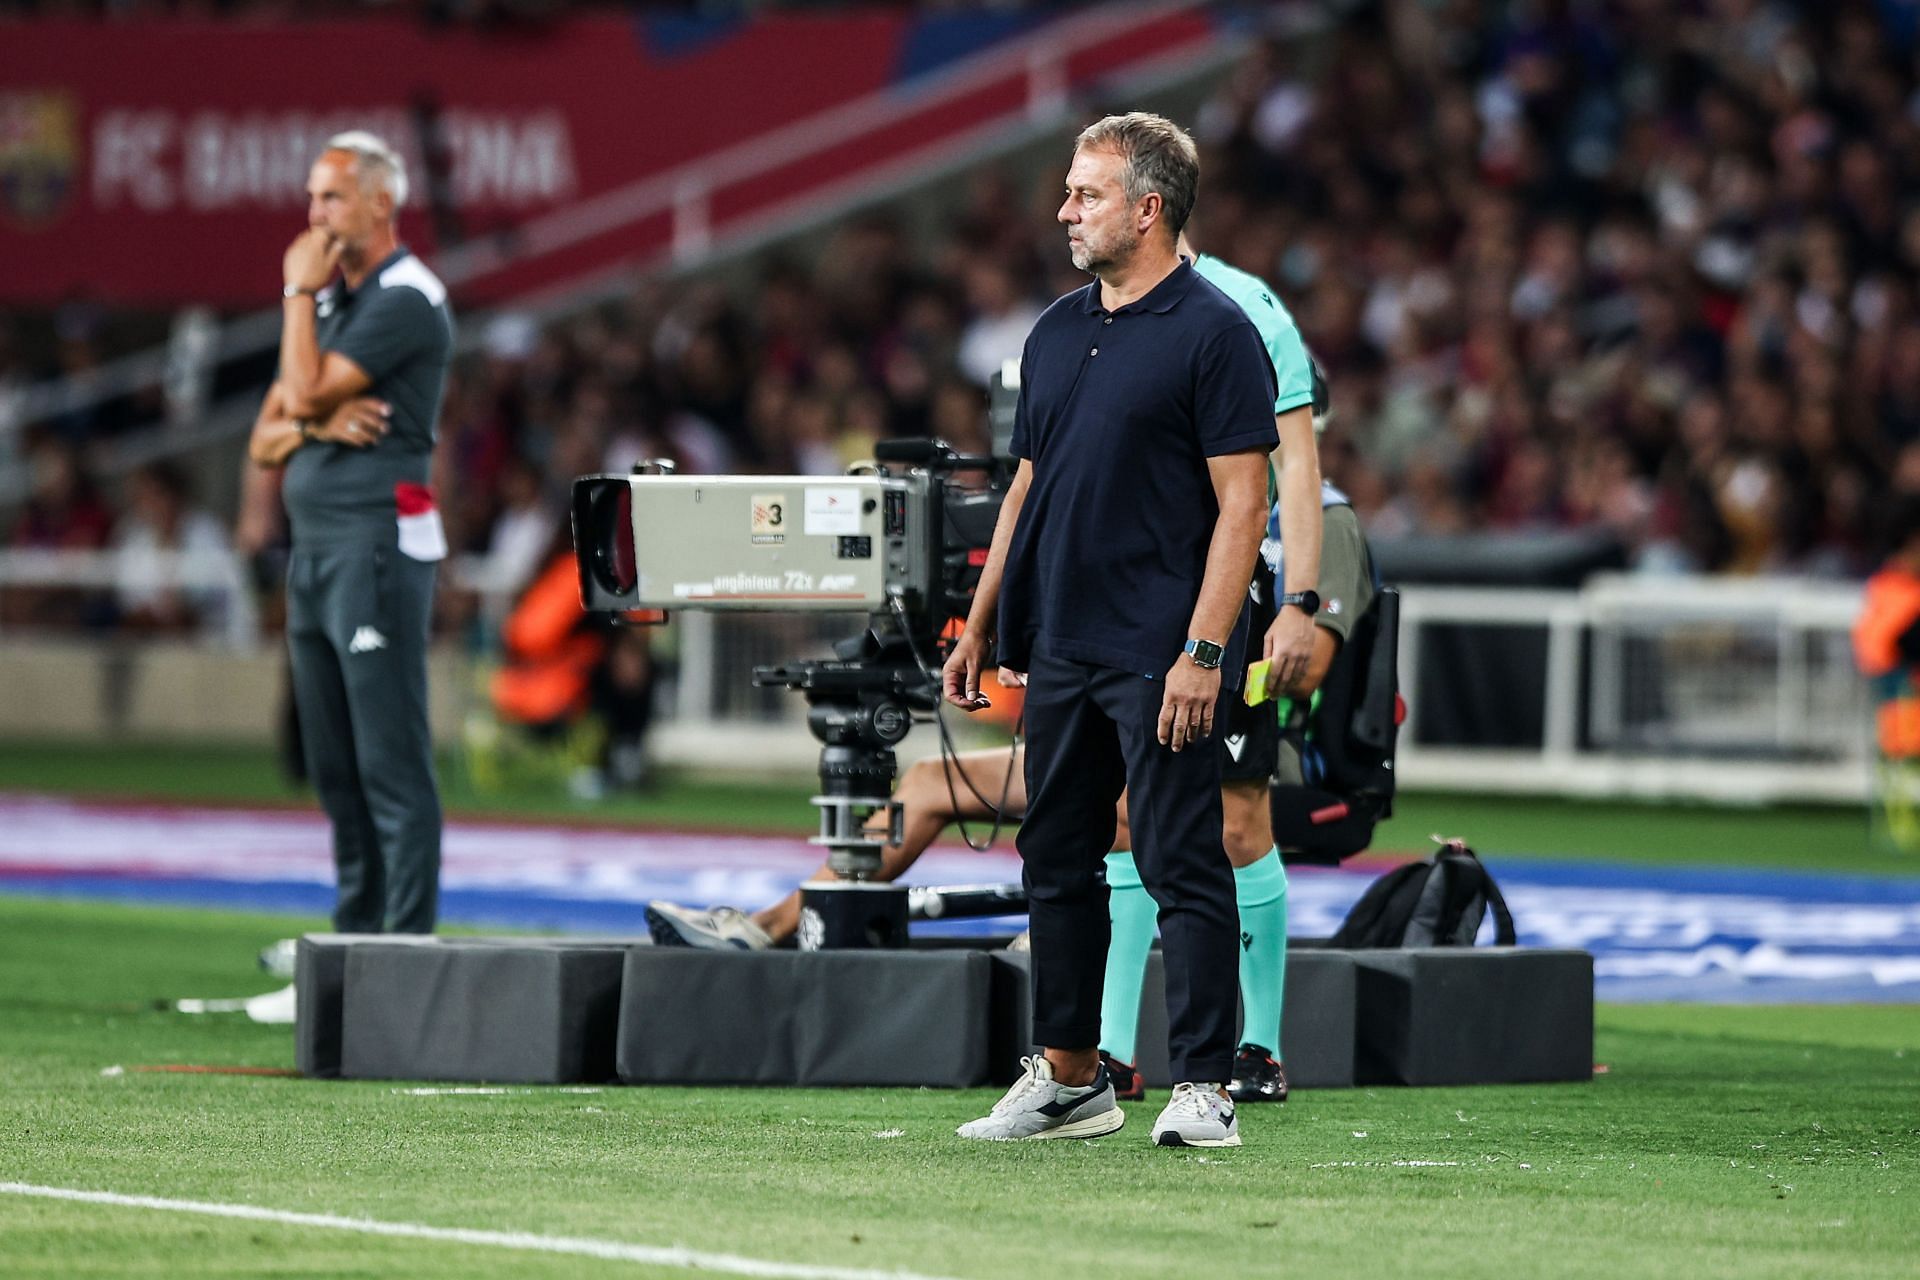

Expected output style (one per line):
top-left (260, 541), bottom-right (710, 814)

top-left (284, 227), bottom-right (344, 294)
top-left (310, 397), bottom-right (390, 448)
top-left (942, 630), bottom-right (994, 711)
top-left (1158, 655), bottom-right (1222, 752)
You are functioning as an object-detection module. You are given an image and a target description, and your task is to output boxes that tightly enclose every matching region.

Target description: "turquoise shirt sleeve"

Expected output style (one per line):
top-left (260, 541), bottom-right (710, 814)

top-left (1194, 254), bottom-right (1314, 414)
top-left (1264, 312), bottom-right (1314, 416)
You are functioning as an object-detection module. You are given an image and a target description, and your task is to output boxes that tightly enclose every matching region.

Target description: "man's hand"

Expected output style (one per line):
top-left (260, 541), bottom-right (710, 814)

top-left (1262, 605), bottom-right (1316, 698)
top-left (942, 630), bottom-right (995, 711)
top-left (309, 396), bottom-right (390, 448)
top-left (284, 228), bottom-right (344, 293)
top-left (995, 667), bottom-right (1028, 688)
top-left (1157, 656), bottom-right (1222, 751)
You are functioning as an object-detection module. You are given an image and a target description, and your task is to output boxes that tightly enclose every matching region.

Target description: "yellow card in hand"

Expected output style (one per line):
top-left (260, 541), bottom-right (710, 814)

top-left (1244, 659), bottom-right (1272, 707)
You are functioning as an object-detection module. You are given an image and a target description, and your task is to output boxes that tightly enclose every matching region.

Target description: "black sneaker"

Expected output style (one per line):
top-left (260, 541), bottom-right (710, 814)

top-left (1100, 1050), bottom-right (1145, 1102)
top-left (1228, 1042), bottom-right (1288, 1103)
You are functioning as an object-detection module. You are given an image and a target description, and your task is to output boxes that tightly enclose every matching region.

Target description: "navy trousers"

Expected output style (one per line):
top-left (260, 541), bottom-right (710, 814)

top-left (1017, 651), bottom-right (1239, 1084)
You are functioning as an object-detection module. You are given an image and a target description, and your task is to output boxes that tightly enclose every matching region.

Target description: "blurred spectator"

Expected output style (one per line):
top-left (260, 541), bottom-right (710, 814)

top-left (112, 460), bottom-right (235, 636)
top-left (10, 438), bottom-right (111, 551)
top-left (3, 439), bottom-right (113, 630)
top-left (956, 260), bottom-right (1042, 388)
top-left (0, 322), bottom-right (26, 473)
top-left (486, 535), bottom-right (655, 795)
top-left (1854, 494), bottom-right (1920, 849)
top-left (480, 453), bottom-right (556, 600)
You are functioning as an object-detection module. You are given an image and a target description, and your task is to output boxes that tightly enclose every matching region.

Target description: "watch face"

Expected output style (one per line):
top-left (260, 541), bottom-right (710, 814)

top-left (1185, 638), bottom-right (1224, 668)
top-left (1285, 590), bottom-right (1321, 614)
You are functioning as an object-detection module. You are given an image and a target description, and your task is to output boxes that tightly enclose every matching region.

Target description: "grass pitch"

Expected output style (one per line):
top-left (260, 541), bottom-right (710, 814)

top-left (0, 896), bottom-right (1915, 1279)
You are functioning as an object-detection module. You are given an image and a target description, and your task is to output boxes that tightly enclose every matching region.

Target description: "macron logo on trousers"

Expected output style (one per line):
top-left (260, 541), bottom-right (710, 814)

top-left (347, 626), bottom-right (388, 655)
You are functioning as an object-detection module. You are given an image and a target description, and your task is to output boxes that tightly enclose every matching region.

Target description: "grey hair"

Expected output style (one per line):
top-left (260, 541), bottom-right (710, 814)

top-left (1074, 112), bottom-right (1199, 238)
top-left (324, 130), bottom-right (409, 208)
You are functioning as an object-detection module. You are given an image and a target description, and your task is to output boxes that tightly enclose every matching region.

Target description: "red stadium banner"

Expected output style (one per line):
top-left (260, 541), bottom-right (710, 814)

top-left (0, 8), bottom-right (1221, 308)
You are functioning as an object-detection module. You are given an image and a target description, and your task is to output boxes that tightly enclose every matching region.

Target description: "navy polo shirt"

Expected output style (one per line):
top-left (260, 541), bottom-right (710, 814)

top-left (999, 260), bottom-right (1278, 679)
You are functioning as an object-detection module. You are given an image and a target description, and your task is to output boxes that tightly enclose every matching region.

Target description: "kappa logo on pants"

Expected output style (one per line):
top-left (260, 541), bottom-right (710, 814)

top-left (347, 626), bottom-right (388, 655)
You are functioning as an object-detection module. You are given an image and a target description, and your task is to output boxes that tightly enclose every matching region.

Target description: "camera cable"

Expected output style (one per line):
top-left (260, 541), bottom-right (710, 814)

top-left (888, 596), bottom-right (1023, 853)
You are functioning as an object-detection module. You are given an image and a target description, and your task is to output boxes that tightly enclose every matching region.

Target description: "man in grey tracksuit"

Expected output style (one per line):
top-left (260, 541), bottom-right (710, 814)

top-left (247, 131), bottom-right (453, 935)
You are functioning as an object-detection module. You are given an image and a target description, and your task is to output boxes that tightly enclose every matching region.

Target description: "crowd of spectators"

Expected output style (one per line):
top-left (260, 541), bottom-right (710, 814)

top-left (430, 0), bottom-right (1920, 589)
top-left (12, 0), bottom-right (1920, 627)
top-left (1200, 0), bottom-right (1920, 578)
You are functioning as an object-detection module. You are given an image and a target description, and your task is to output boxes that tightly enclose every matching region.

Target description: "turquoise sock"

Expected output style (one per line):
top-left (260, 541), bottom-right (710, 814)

top-left (1098, 850), bottom-right (1157, 1064)
top-left (1235, 849), bottom-right (1289, 1058)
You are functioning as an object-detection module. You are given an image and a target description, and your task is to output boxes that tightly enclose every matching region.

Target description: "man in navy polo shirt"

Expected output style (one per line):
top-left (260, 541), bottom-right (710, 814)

top-left (943, 113), bottom-right (1276, 1148)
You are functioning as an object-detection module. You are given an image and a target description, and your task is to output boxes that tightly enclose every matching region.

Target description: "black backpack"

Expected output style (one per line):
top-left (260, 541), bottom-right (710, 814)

top-left (1328, 838), bottom-right (1517, 948)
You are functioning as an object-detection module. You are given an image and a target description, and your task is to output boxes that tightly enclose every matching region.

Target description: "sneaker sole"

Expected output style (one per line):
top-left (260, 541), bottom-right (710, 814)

top-left (643, 909), bottom-right (696, 948)
top-left (1026, 1108), bottom-right (1127, 1141)
top-left (961, 1107), bottom-right (1126, 1142)
top-left (1152, 1129), bottom-right (1243, 1148)
top-left (644, 907), bottom-right (754, 951)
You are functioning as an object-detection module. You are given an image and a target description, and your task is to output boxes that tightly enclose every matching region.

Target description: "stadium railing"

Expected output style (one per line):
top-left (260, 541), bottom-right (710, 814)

top-left (646, 574), bottom-right (1874, 797)
top-left (0, 545), bottom-right (258, 651)
top-left (0, 552), bottom-right (1872, 801)
top-left (1395, 574), bottom-right (1869, 803)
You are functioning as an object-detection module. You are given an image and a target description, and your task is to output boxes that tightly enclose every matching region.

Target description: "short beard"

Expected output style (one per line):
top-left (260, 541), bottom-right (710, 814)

top-left (1071, 227), bottom-right (1138, 276)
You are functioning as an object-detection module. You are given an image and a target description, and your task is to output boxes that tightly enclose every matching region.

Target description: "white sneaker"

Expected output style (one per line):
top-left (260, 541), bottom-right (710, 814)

top-left (957, 1056), bottom-right (1125, 1141)
top-left (244, 983), bottom-right (298, 1025)
top-left (1151, 1081), bottom-right (1241, 1148)
top-left (645, 901), bottom-right (774, 951)
top-left (257, 938), bottom-right (299, 981)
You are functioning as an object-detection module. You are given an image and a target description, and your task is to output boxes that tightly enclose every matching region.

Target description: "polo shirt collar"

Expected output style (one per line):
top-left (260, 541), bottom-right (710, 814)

top-left (1077, 258), bottom-right (1198, 316)
top-left (344, 246), bottom-right (410, 295)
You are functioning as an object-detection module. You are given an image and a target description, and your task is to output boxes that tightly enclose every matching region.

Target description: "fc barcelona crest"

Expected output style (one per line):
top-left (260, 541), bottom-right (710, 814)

top-left (0, 92), bottom-right (78, 228)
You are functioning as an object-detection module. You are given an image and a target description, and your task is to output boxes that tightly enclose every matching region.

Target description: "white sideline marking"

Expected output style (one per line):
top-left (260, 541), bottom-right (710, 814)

top-left (0, 1183), bottom-right (963, 1280)
top-left (390, 1086), bottom-right (606, 1096)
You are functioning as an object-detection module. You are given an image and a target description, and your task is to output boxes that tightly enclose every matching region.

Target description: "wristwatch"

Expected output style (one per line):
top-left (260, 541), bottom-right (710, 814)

top-left (1182, 637), bottom-right (1224, 669)
top-left (1278, 590), bottom-right (1321, 615)
top-left (283, 284), bottom-right (318, 300)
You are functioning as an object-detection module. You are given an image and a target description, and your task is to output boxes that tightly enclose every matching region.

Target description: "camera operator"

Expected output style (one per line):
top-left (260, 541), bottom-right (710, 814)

top-left (245, 131), bottom-right (454, 1007)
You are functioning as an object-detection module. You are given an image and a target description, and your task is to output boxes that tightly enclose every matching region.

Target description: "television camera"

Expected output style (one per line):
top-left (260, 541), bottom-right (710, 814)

top-left (570, 376), bottom-right (1023, 948)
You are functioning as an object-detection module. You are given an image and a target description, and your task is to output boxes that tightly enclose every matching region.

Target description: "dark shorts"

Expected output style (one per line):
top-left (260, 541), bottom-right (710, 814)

top-left (1218, 690), bottom-right (1279, 785)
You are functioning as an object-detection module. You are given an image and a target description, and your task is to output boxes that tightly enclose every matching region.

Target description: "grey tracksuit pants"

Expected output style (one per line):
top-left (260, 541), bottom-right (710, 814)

top-left (286, 541), bottom-right (441, 934)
